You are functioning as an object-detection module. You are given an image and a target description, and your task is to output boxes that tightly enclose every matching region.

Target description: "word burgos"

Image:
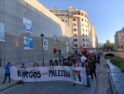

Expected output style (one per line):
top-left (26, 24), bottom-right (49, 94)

top-left (17, 70), bottom-right (41, 78)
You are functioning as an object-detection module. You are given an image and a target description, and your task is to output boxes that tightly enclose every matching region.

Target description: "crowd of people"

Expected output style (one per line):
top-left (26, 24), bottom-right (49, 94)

top-left (2, 51), bottom-right (101, 88)
top-left (49, 52), bottom-right (101, 87)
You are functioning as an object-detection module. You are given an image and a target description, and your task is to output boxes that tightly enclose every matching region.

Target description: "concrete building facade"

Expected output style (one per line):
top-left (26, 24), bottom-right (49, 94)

top-left (50, 6), bottom-right (97, 53)
top-left (0, 0), bottom-right (72, 66)
top-left (115, 27), bottom-right (124, 49)
top-left (88, 21), bottom-right (97, 48)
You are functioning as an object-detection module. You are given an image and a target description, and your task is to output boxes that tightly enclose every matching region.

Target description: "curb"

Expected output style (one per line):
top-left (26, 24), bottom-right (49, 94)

top-left (108, 71), bottom-right (117, 94)
top-left (0, 81), bottom-right (21, 92)
top-left (106, 60), bottom-right (117, 94)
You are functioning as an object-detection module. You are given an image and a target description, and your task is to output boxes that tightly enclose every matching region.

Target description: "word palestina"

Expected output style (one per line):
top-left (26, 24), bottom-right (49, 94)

top-left (49, 70), bottom-right (71, 77)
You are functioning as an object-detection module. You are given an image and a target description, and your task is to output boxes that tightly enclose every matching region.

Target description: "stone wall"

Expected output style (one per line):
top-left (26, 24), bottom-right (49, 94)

top-left (0, 0), bottom-right (71, 66)
top-left (114, 52), bottom-right (124, 59)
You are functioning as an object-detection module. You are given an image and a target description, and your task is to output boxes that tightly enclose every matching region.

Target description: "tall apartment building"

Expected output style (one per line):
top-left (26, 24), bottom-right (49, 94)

top-left (50, 6), bottom-right (97, 53)
top-left (88, 21), bottom-right (97, 48)
top-left (115, 27), bottom-right (124, 49)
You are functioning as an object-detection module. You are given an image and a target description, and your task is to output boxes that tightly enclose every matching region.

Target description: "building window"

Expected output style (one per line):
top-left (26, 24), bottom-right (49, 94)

top-left (62, 19), bottom-right (64, 22)
top-left (81, 13), bottom-right (83, 16)
top-left (83, 38), bottom-right (85, 41)
top-left (73, 28), bottom-right (77, 31)
top-left (73, 23), bottom-right (76, 26)
top-left (82, 19), bottom-right (84, 21)
top-left (73, 18), bottom-right (76, 21)
top-left (85, 19), bottom-right (87, 22)
top-left (74, 34), bottom-right (77, 37)
top-left (83, 34), bottom-right (84, 37)
top-left (83, 44), bottom-right (85, 47)
top-left (73, 39), bottom-right (77, 42)
top-left (74, 44), bottom-right (78, 47)
top-left (78, 11), bottom-right (80, 15)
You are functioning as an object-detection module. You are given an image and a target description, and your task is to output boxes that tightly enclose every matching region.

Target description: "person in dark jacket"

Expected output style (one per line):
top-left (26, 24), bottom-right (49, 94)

top-left (2, 62), bottom-right (11, 84)
top-left (83, 60), bottom-right (90, 88)
top-left (55, 60), bottom-right (59, 66)
top-left (49, 59), bottom-right (54, 66)
top-left (91, 57), bottom-right (97, 79)
top-left (88, 57), bottom-right (94, 79)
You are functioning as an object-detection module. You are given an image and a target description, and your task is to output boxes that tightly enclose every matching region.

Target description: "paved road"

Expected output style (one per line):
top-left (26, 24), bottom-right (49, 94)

top-left (0, 79), bottom-right (97, 94)
top-left (0, 59), bottom-right (98, 94)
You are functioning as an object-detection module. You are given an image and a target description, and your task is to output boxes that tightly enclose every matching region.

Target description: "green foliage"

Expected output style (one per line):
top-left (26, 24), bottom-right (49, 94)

top-left (103, 40), bottom-right (115, 51)
top-left (108, 56), bottom-right (124, 72)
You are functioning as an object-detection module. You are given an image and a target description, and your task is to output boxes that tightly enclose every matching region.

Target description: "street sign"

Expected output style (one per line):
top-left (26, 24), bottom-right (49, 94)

top-left (43, 39), bottom-right (48, 50)
top-left (61, 48), bottom-right (65, 54)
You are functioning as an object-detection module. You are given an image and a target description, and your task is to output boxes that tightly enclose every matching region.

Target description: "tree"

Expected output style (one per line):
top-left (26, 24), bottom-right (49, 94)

top-left (103, 40), bottom-right (115, 51)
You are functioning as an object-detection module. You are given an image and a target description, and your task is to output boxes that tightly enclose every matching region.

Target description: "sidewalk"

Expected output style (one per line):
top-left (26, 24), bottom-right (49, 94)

top-left (0, 80), bottom-right (20, 91)
top-left (0, 59), bottom-right (53, 92)
top-left (0, 67), bottom-right (20, 92)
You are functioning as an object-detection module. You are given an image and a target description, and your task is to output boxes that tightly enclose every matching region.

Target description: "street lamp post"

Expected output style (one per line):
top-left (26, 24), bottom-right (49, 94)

top-left (58, 49), bottom-right (61, 65)
top-left (40, 33), bottom-right (45, 66)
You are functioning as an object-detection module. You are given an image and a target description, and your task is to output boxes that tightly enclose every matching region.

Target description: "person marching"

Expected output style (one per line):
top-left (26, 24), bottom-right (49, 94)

top-left (83, 60), bottom-right (90, 88)
top-left (2, 62), bottom-right (11, 84)
top-left (55, 60), bottom-right (59, 66)
top-left (33, 61), bottom-right (39, 67)
top-left (91, 57), bottom-right (97, 79)
top-left (49, 59), bottom-right (54, 66)
top-left (20, 63), bottom-right (26, 84)
top-left (21, 63), bottom-right (26, 68)
top-left (71, 55), bottom-right (77, 86)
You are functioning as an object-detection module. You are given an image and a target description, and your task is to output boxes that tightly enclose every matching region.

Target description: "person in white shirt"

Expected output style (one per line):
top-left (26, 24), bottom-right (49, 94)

top-left (80, 55), bottom-right (87, 65)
